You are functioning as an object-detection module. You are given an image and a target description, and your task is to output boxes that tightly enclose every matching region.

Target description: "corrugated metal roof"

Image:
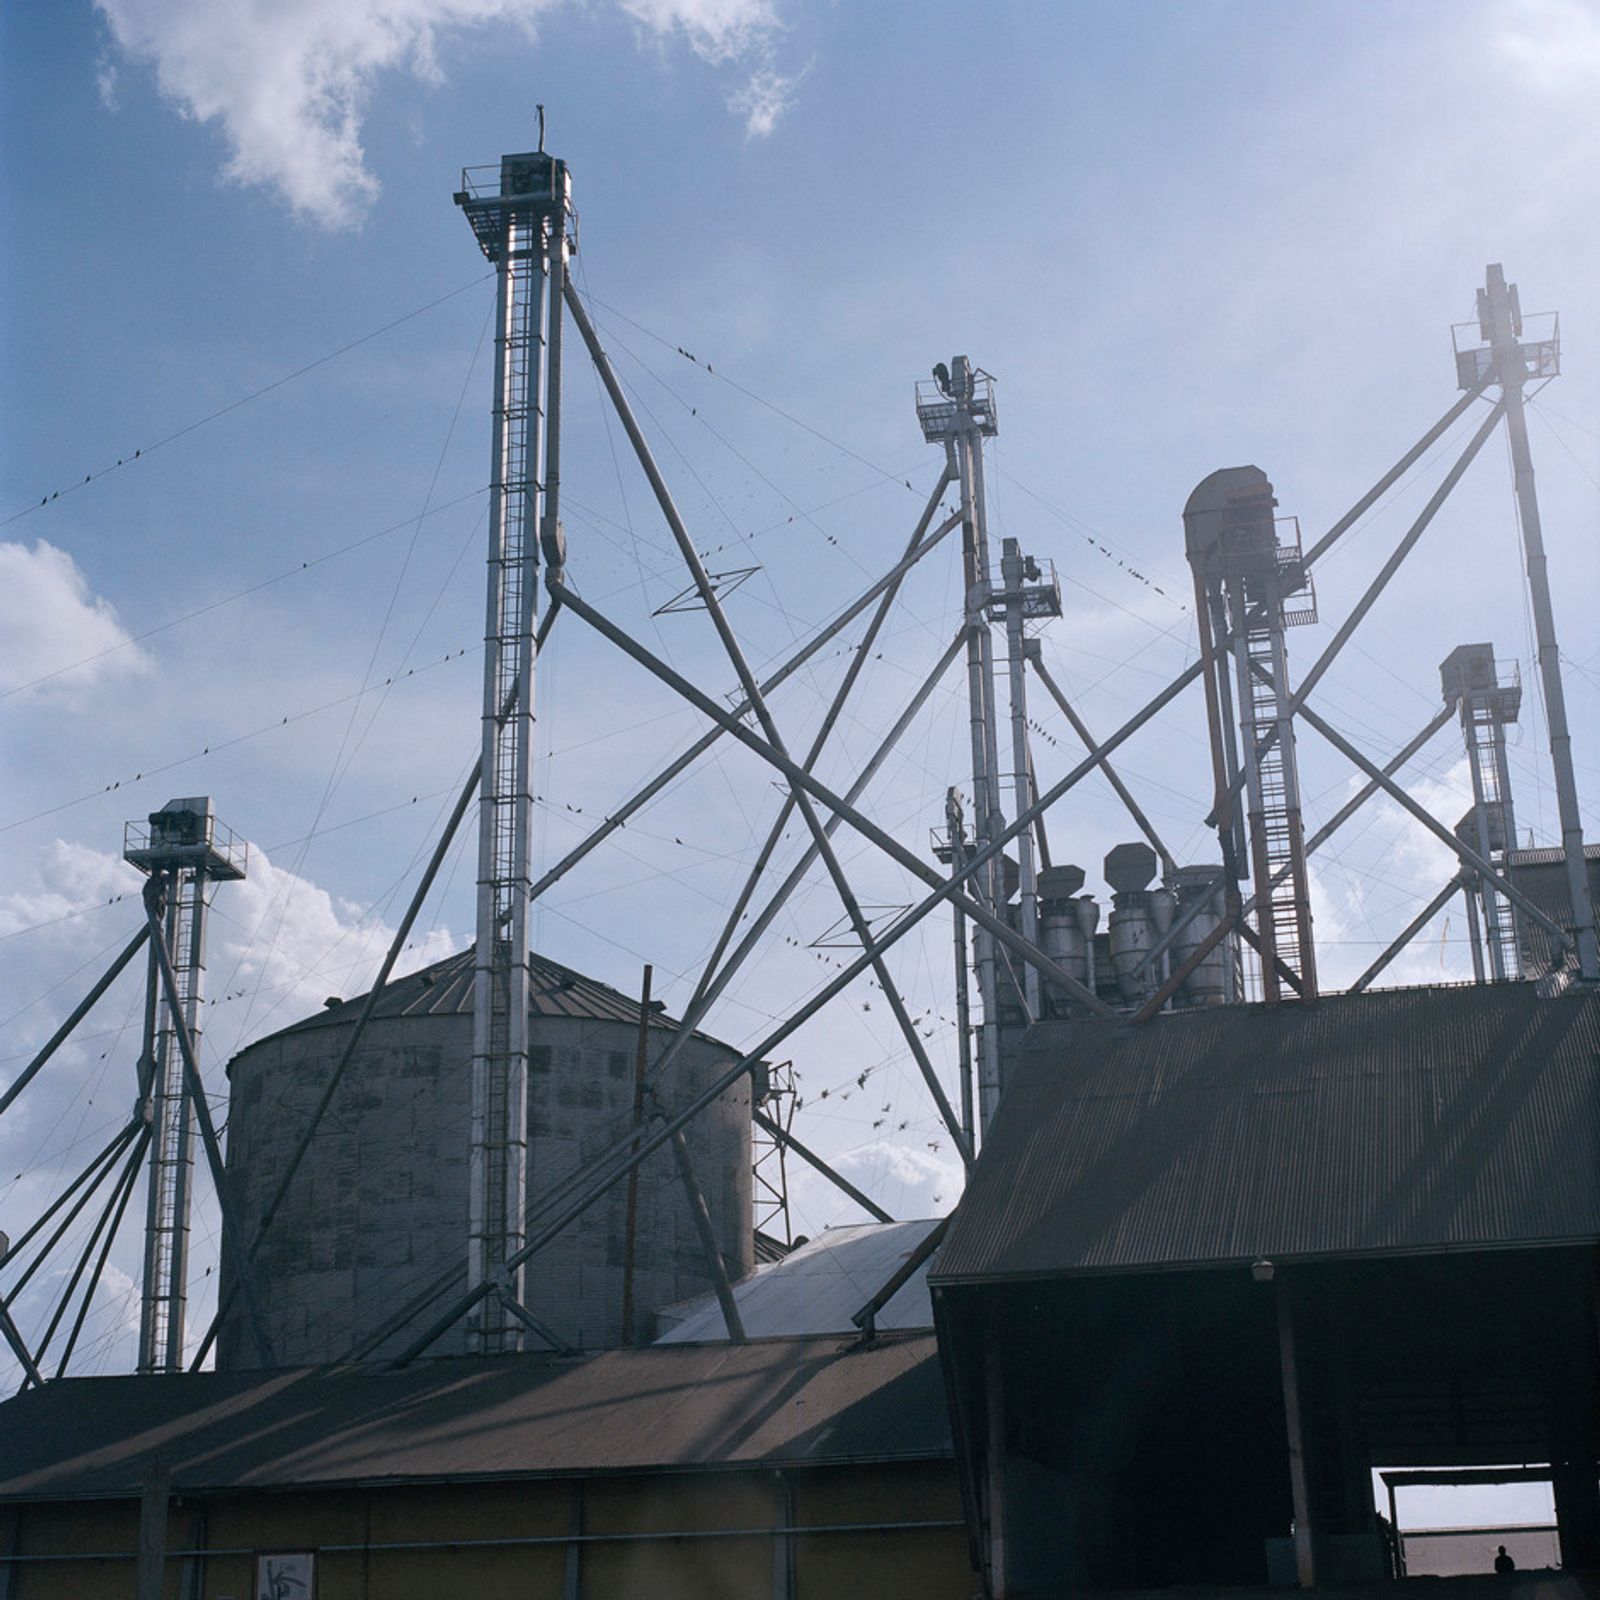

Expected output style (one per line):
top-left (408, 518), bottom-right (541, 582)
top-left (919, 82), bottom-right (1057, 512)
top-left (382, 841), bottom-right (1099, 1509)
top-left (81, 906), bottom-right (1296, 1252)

top-left (932, 984), bottom-right (1600, 1286)
top-left (1507, 846), bottom-right (1600, 973)
top-left (654, 1221), bottom-right (942, 1342)
top-left (0, 1334), bottom-right (947, 1502)
top-left (259, 946), bottom-right (731, 1048)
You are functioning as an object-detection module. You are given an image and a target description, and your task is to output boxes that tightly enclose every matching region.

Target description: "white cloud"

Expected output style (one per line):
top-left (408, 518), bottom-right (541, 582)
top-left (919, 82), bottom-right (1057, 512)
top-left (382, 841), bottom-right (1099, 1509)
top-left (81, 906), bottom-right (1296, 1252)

top-left (0, 839), bottom-right (143, 938)
top-left (728, 64), bottom-right (802, 139)
top-left (1496, 0), bottom-right (1600, 91)
top-left (0, 540), bottom-right (153, 700)
top-left (205, 843), bottom-right (459, 1049)
top-left (620, 0), bottom-right (778, 64)
top-left (95, 0), bottom-right (790, 228)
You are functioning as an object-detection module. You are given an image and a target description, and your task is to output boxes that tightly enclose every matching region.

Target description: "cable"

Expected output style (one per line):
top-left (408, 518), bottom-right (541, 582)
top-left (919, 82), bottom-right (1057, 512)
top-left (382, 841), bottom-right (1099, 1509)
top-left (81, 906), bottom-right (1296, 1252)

top-left (3, 488), bottom-right (487, 702)
top-left (3, 274), bottom-right (492, 528)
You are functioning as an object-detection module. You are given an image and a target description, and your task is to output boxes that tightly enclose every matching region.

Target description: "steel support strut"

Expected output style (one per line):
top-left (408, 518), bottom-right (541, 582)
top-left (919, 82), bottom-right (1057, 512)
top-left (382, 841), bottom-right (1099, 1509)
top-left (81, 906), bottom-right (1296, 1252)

top-left (0, 926), bottom-right (151, 1120)
top-left (1030, 656), bottom-right (1176, 878)
top-left (1281, 682), bottom-right (1569, 951)
top-left (526, 508), bottom-right (961, 904)
top-left (386, 652), bottom-right (1210, 1365)
top-left (1482, 264), bottom-right (1598, 980)
top-left (565, 282), bottom-right (980, 1149)
top-left (548, 579), bottom-right (1112, 1017)
top-left (751, 1110), bottom-right (893, 1223)
top-left (687, 467), bottom-right (955, 1018)
top-left (1349, 875), bottom-right (1468, 994)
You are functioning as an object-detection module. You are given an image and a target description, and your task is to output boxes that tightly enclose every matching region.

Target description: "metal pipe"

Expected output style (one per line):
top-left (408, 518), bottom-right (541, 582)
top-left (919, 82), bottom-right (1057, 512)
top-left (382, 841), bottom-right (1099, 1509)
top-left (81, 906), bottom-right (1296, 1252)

top-left (751, 1110), bottom-right (892, 1223)
top-left (145, 893), bottom-right (275, 1367)
top-left (1488, 270), bottom-right (1598, 979)
top-left (1030, 656), bottom-right (1177, 877)
top-left (1001, 542), bottom-right (1040, 1019)
top-left (0, 925), bottom-right (151, 1119)
top-left (955, 435), bottom-right (1004, 1130)
top-left (0, 1295), bottom-right (43, 1390)
top-left (687, 468), bottom-right (955, 1017)
top-left (189, 711), bottom-right (496, 1371)
top-left (55, 1126), bottom-right (151, 1378)
top-left (619, 964), bottom-right (651, 1346)
top-left (389, 646), bottom-right (1213, 1362)
top-left (852, 1213), bottom-right (950, 1340)
top-left (670, 1129), bottom-right (745, 1342)
top-left (548, 579), bottom-right (1111, 1018)
top-left (946, 792), bottom-right (975, 1144)
top-left (1295, 403), bottom-right (1505, 709)
top-left (527, 508), bottom-right (961, 904)
top-left (0, 1120), bottom-right (141, 1272)
top-left (564, 284), bottom-right (969, 1175)
top-left (1463, 878), bottom-right (1487, 983)
top-left (680, 633), bottom-right (973, 1164)
top-left (1348, 875), bottom-right (1466, 994)
top-left (27, 1124), bottom-right (149, 1386)
top-left (496, 625), bottom-right (963, 1252)
top-left (1291, 692), bottom-right (1569, 948)
top-left (1301, 372), bottom-right (1496, 568)
top-left (1304, 703), bottom-right (1454, 856)
top-left (493, 1287), bottom-right (573, 1354)
top-left (1139, 700), bottom-right (1450, 983)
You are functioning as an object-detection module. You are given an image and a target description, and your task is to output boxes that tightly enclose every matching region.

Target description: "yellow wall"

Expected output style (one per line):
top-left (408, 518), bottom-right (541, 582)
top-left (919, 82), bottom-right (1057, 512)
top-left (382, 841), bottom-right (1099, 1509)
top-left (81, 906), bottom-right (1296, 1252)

top-left (0, 1461), bottom-right (972, 1599)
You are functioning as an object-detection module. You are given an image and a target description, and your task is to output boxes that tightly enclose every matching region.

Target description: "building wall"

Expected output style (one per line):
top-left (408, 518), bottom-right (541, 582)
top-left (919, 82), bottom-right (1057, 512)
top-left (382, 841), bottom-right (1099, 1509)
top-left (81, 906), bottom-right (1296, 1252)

top-left (219, 1011), bottom-right (752, 1365)
top-left (0, 1462), bottom-right (969, 1599)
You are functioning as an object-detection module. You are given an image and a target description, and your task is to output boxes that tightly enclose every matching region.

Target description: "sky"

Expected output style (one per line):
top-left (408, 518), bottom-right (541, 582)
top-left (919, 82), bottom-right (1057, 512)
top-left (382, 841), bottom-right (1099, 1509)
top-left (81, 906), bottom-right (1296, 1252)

top-left (2, 0), bottom-right (1598, 1434)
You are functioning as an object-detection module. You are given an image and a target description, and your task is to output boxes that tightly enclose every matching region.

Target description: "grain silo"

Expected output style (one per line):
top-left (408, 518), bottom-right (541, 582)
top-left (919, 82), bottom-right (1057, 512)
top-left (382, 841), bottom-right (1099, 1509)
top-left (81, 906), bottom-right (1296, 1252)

top-left (217, 948), bottom-right (752, 1368)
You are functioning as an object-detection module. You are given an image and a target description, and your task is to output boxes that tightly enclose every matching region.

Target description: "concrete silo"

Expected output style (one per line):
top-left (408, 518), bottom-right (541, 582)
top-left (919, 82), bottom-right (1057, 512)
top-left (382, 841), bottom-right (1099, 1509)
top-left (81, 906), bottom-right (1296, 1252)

top-left (217, 948), bottom-right (752, 1367)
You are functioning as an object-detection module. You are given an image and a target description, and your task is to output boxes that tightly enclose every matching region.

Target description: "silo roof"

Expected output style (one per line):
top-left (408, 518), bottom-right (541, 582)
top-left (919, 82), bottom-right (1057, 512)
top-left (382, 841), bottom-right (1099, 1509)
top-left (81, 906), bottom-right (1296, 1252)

top-left (254, 945), bottom-right (741, 1052)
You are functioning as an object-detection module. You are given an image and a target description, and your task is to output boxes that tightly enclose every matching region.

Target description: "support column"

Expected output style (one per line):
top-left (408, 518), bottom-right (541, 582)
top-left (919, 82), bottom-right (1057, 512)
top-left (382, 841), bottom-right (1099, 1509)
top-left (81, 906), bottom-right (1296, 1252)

top-left (985, 1326), bottom-right (1009, 1599)
top-left (134, 1462), bottom-right (170, 1600)
top-left (1274, 1276), bottom-right (1316, 1589)
top-left (1482, 263), bottom-right (1598, 980)
top-left (457, 150), bottom-right (574, 1351)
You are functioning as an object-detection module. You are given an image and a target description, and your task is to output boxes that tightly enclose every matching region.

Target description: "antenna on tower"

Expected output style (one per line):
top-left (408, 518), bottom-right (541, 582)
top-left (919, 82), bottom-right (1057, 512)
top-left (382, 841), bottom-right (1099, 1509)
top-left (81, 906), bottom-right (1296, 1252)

top-left (536, 104), bottom-right (546, 153)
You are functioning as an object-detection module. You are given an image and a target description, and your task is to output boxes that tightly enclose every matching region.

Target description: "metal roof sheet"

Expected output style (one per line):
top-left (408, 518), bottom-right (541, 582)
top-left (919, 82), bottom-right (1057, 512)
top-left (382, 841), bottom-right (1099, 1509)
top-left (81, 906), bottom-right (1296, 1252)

top-left (1506, 846), bottom-right (1600, 974)
top-left (0, 1334), bottom-right (947, 1501)
top-left (258, 946), bottom-right (733, 1049)
top-left (654, 1221), bottom-right (942, 1342)
top-left (932, 984), bottom-right (1600, 1286)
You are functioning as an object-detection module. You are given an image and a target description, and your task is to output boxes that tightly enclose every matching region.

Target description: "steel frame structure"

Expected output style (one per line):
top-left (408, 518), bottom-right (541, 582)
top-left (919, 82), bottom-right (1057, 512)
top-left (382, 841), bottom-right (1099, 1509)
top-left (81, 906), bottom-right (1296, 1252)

top-left (6, 197), bottom-right (1595, 1395)
top-left (121, 800), bottom-right (246, 1372)
top-left (456, 151), bottom-right (573, 1352)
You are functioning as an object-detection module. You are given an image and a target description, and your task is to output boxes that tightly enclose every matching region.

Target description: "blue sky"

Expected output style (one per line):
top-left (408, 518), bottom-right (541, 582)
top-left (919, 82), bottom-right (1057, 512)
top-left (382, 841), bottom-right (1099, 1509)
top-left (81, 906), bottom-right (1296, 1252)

top-left (2, 0), bottom-right (1598, 1410)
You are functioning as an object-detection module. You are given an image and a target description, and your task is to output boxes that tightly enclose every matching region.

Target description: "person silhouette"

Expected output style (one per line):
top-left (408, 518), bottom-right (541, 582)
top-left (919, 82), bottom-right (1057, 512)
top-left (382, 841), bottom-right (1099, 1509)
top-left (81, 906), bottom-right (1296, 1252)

top-left (1494, 1545), bottom-right (1515, 1575)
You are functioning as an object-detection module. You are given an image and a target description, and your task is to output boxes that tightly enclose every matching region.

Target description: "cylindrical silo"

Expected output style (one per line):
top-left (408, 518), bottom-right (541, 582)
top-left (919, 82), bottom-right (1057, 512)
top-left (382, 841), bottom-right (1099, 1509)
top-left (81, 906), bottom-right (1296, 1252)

top-left (217, 948), bottom-right (752, 1368)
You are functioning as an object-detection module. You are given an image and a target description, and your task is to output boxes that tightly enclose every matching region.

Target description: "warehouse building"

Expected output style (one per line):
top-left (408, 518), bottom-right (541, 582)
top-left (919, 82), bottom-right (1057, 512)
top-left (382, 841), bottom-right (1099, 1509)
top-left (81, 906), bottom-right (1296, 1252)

top-left (932, 982), bottom-right (1600, 1599)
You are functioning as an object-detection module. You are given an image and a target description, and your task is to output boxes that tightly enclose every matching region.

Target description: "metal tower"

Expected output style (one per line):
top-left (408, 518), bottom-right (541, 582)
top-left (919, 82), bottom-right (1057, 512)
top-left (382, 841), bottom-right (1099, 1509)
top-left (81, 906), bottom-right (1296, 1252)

top-left (1441, 644), bottom-right (1523, 981)
top-left (1455, 265), bottom-right (1598, 980)
top-left (917, 359), bottom-right (1007, 1130)
top-left (1185, 468), bottom-right (1319, 1003)
top-left (122, 797), bottom-right (246, 1372)
top-left (996, 538), bottom-right (1062, 1025)
top-left (456, 150), bottom-right (574, 1351)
